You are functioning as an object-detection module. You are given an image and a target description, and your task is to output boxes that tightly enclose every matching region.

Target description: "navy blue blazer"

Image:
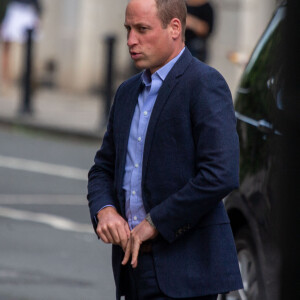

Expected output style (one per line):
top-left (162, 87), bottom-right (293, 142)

top-left (88, 49), bottom-right (243, 298)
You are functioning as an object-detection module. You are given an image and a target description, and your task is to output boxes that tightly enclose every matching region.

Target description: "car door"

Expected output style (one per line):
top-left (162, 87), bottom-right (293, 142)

top-left (223, 5), bottom-right (286, 300)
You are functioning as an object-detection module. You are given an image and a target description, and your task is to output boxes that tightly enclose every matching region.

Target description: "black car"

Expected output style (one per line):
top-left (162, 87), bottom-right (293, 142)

top-left (223, 4), bottom-right (286, 300)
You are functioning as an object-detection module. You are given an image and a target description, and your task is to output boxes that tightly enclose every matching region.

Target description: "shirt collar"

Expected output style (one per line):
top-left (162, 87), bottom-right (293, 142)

top-left (141, 47), bottom-right (185, 86)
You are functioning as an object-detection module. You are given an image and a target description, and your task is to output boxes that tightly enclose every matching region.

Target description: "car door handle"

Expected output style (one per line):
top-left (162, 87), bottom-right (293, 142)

top-left (235, 112), bottom-right (281, 135)
top-left (257, 119), bottom-right (273, 134)
top-left (237, 87), bottom-right (251, 95)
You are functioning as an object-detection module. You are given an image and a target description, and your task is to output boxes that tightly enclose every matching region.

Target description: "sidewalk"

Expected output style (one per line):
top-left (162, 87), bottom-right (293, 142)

top-left (0, 86), bottom-right (106, 141)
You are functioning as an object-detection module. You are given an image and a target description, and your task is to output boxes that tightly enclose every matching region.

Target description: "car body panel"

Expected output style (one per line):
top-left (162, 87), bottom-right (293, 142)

top-left (225, 4), bottom-right (286, 300)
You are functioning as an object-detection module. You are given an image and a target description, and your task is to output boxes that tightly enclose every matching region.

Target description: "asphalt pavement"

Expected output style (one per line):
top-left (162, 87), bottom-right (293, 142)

top-left (0, 88), bottom-right (116, 300)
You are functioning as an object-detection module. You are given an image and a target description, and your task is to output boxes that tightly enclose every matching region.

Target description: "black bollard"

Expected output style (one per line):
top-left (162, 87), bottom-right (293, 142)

top-left (20, 28), bottom-right (34, 115)
top-left (102, 35), bottom-right (116, 128)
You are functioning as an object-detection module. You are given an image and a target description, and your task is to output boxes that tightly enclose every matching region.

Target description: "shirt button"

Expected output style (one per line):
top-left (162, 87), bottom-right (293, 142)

top-left (135, 163), bottom-right (139, 168)
top-left (144, 111), bottom-right (148, 116)
top-left (138, 137), bottom-right (142, 142)
top-left (133, 216), bottom-right (137, 221)
top-left (132, 190), bottom-right (136, 195)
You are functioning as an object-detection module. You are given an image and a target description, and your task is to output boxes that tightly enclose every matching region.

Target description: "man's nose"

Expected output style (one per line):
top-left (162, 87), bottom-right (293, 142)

top-left (127, 30), bottom-right (138, 47)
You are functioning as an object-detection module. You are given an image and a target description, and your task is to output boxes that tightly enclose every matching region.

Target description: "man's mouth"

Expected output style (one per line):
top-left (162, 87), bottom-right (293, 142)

top-left (130, 51), bottom-right (142, 60)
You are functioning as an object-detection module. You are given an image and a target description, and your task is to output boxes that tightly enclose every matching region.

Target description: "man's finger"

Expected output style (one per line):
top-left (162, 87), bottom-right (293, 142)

top-left (99, 226), bottom-right (115, 244)
top-left (122, 240), bottom-right (131, 265)
top-left (108, 225), bottom-right (121, 245)
top-left (131, 238), bottom-right (141, 268)
top-left (97, 225), bottom-right (109, 243)
top-left (118, 225), bottom-right (130, 251)
top-left (124, 223), bottom-right (131, 238)
top-left (98, 233), bottom-right (109, 243)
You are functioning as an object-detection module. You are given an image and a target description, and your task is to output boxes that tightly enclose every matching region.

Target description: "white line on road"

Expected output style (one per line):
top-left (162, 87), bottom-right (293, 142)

top-left (0, 206), bottom-right (93, 234)
top-left (0, 194), bottom-right (87, 205)
top-left (0, 154), bottom-right (88, 181)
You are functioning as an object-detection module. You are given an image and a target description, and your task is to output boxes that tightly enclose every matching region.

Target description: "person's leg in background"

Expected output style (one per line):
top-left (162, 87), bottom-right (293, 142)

top-left (1, 40), bottom-right (12, 92)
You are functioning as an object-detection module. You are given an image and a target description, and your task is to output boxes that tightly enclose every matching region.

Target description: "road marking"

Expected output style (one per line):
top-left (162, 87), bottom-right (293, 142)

top-left (0, 154), bottom-right (87, 181)
top-left (0, 206), bottom-right (93, 234)
top-left (0, 194), bottom-right (87, 205)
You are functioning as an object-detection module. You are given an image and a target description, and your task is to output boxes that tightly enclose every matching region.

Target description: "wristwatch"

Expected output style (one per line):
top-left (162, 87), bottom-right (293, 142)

top-left (145, 213), bottom-right (156, 229)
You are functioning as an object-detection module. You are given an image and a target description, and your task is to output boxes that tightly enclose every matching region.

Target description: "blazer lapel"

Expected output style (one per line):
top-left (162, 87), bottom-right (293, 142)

top-left (142, 49), bottom-right (193, 191)
top-left (116, 75), bottom-right (143, 205)
top-left (118, 76), bottom-right (143, 151)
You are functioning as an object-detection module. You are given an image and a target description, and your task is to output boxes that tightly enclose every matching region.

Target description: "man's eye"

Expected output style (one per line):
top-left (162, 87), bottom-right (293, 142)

top-left (139, 27), bottom-right (147, 32)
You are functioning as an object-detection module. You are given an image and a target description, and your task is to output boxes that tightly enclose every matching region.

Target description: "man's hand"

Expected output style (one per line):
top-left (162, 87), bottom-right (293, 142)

top-left (122, 219), bottom-right (158, 268)
top-left (96, 207), bottom-right (130, 251)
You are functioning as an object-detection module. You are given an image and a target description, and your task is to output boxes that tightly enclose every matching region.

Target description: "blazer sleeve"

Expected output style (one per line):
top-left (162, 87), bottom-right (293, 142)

top-left (150, 67), bottom-right (239, 243)
top-left (87, 99), bottom-right (117, 231)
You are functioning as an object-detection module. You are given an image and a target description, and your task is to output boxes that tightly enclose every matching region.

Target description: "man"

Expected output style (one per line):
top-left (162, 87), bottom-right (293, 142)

top-left (87, 0), bottom-right (243, 299)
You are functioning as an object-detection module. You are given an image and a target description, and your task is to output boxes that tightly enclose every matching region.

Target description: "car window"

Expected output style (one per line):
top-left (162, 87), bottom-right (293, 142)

top-left (235, 7), bottom-right (286, 123)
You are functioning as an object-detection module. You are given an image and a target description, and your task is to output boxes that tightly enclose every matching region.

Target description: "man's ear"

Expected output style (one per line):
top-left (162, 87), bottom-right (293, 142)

top-left (169, 18), bottom-right (182, 40)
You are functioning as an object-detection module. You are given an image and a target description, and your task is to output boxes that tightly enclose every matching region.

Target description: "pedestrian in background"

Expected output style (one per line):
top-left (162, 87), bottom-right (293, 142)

top-left (0, 0), bottom-right (42, 92)
top-left (0, 0), bottom-right (10, 92)
top-left (0, 0), bottom-right (10, 25)
top-left (88, 0), bottom-right (242, 299)
top-left (185, 0), bottom-right (214, 62)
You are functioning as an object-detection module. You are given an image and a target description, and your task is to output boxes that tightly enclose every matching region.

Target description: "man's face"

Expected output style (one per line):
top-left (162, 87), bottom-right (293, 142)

top-left (125, 0), bottom-right (178, 74)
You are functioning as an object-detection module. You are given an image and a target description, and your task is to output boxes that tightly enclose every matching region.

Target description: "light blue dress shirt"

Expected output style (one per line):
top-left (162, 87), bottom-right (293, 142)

top-left (123, 48), bottom-right (185, 229)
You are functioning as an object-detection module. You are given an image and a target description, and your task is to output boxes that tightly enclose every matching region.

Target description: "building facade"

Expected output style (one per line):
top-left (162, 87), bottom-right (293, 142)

top-left (6, 0), bottom-right (277, 96)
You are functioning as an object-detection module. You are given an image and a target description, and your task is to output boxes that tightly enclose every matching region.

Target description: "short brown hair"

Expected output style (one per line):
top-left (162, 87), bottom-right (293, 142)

top-left (155, 0), bottom-right (187, 41)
